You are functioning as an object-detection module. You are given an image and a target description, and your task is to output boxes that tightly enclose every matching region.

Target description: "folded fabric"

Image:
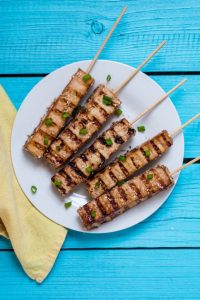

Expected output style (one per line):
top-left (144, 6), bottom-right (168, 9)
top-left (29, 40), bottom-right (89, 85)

top-left (0, 85), bottom-right (67, 283)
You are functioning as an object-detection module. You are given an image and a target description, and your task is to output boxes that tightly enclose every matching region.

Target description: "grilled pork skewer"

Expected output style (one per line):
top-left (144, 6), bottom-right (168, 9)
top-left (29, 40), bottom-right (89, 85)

top-left (78, 157), bottom-right (200, 230)
top-left (44, 41), bottom-right (166, 168)
top-left (52, 118), bottom-right (135, 195)
top-left (24, 7), bottom-right (127, 159)
top-left (87, 113), bottom-right (199, 198)
top-left (51, 79), bottom-right (186, 195)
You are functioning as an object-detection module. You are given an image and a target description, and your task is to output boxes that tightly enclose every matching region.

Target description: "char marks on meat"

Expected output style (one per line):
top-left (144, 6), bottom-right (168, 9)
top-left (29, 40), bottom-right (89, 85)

top-left (87, 130), bottom-right (173, 198)
top-left (24, 69), bottom-right (94, 158)
top-left (78, 165), bottom-right (174, 230)
top-left (51, 118), bottom-right (135, 195)
top-left (45, 84), bottom-right (121, 168)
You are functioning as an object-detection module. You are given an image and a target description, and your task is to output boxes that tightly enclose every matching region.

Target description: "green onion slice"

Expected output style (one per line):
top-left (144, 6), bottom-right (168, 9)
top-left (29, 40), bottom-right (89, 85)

top-left (119, 155), bottom-right (126, 162)
top-left (144, 149), bottom-right (151, 157)
top-left (85, 166), bottom-right (93, 174)
top-left (62, 112), bottom-right (70, 119)
top-left (147, 174), bottom-right (154, 180)
top-left (65, 201), bottom-right (72, 209)
top-left (95, 181), bottom-right (100, 189)
top-left (106, 74), bottom-right (111, 82)
top-left (82, 74), bottom-right (92, 82)
top-left (56, 145), bottom-right (61, 151)
top-left (44, 117), bottom-right (53, 127)
top-left (44, 136), bottom-right (49, 145)
top-left (91, 210), bottom-right (96, 218)
top-left (115, 108), bottom-right (122, 116)
top-left (54, 180), bottom-right (62, 188)
top-left (31, 185), bottom-right (37, 194)
top-left (79, 128), bottom-right (88, 135)
top-left (137, 125), bottom-right (145, 133)
top-left (117, 180), bottom-right (125, 186)
top-left (102, 95), bottom-right (113, 106)
top-left (105, 138), bottom-right (113, 147)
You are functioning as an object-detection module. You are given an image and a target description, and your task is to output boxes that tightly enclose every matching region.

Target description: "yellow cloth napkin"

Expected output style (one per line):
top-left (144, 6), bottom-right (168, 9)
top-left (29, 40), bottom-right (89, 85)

top-left (0, 86), bottom-right (67, 283)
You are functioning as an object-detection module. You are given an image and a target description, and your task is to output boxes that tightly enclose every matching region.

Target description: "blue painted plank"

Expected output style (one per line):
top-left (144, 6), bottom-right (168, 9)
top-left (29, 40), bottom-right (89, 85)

top-left (0, 249), bottom-right (200, 299)
top-left (1, 164), bottom-right (200, 249)
top-left (1, 75), bottom-right (199, 156)
top-left (1, 0), bottom-right (200, 73)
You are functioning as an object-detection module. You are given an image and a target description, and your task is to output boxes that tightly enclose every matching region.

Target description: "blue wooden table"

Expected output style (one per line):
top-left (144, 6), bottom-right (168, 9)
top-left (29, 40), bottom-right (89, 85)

top-left (1, 1), bottom-right (200, 299)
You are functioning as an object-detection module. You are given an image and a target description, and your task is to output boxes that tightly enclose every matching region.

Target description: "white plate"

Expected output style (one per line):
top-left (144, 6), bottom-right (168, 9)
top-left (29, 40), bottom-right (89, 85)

top-left (11, 60), bottom-right (184, 234)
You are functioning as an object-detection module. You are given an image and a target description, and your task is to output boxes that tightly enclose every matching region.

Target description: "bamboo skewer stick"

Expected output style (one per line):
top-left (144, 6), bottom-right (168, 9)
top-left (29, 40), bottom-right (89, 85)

top-left (130, 79), bottom-right (187, 126)
top-left (171, 157), bottom-right (200, 176)
top-left (86, 6), bottom-right (127, 74)
top-left (171, 113), bottom-right (200, 138)
top-left (114, 40), bottom-right (166, 94)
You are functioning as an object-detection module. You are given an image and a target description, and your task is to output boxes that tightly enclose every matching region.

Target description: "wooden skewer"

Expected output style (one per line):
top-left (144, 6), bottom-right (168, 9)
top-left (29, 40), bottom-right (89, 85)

top-left (171, 156), bottom-right (200, 176)
top-left (130, 79), bottom-right (187, 126)
top-left (171, 113), bottom-right (200, 138)
top-left (86, 6), bottom-right (127, 74)
top-left (114, 40), bottom-right (166, 94)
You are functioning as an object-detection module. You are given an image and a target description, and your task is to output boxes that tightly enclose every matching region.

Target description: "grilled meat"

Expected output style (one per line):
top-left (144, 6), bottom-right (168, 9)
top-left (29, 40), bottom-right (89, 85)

top-left (52, 118), bottom-right (135, 195)
top-left (87, 130), bottom-right (173, 198)
top-left (24, 69), bottom-right (94, 158)
top-left (44, 84), bottom-right (121, 168)
top-left (78, 165), bottom-right (173, 230)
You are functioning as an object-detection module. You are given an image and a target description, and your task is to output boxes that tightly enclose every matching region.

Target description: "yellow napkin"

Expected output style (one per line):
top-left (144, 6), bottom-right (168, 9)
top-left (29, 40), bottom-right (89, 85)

top-left (0, 86), bottom-right (67, 283)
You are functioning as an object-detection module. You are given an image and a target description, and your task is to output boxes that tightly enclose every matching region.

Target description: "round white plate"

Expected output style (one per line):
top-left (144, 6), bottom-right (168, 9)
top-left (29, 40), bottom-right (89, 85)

top-left (11, 60), bottom-right (184, 234)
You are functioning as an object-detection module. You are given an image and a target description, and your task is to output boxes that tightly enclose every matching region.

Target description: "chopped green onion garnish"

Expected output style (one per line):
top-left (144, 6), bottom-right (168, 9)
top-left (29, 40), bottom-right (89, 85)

top-left (56, 145), bottom-right (61, 151)
top-left (72, 105), bottom-right (82, 117)
top-left (144, 149), bottom-right (151, 158)
top-left (115, 108), bottom-right (122, 116)
top-left (105, 138), bottom-right (113, 147)
top-left (147, 174), bottom-right (154, 180)
top-left (54, 180), bottom-right (62, 188)
top-left (91, 210), bottom-right (96, 218)
top-left (44, 136), bottom-right (49, 145)
top-left (79, 128), bottom-right (88, 135)
top-left (119, 155), bottom-right (126, 162)
top-left (44, 117), bottom-right (53, 127)
top-left (31, 185), bottom-right (37, 194)
top-left (102, 95), bottom-right (113, 106)
top-left (62, 112), bottom-right (70, 119)
top-left (82, 73), bottom-right (92, 82)
top-left (64, 201), bottom-right (72, 209)
top-left (85, 166), bottom-right (93, 174)
top-left (117, 180), bottom-right (125, 186)
top-left (106, 74), bottom-right (111, 82)
top-left (137, 125), bottom-right (145, 133)
top-left (95, 181), bottom-right (100, 189)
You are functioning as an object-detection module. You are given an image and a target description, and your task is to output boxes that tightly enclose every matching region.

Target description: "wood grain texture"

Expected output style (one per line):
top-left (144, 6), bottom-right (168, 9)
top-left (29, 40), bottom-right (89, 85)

top-left (1, 75), bottom-right (199, 156)
top-left (1, 0), bottom-right (200, 73)
top-left (1, 1), bottom-right (200, 297)
top-left (0, 164), bottom-right (199, 249)
top-left (0, 249), bottom-right (200, 299)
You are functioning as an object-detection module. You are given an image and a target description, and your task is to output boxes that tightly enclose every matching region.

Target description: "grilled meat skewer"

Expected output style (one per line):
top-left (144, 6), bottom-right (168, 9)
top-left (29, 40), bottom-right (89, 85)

top-left (78, 165), bottom-right (173, 230)
top-left (78, 156), bottom-right (200, 230)
top-left (45, 85), bottom-right (121, 168)
top-left (24, 69), bottom-right (94, 159)
top-left (87, 112), bottom-right (200, 198)
top-left (52, 118), bottom-right (135, 195)
top-left (87, 130), bottom-right (173, 198)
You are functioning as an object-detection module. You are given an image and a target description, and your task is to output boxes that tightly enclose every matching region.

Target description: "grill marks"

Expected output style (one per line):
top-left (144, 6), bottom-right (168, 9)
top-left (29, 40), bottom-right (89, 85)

top-left (24, 68), bottom-right (94, 159)
top-left (45, 85), bottom-right (121, 168)
top-left (87, 130), bottom-right (173, 198)
top-left (51, 119), bottom-right (135, 196)
top-left (78, 165), bottom-right (174, 230)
